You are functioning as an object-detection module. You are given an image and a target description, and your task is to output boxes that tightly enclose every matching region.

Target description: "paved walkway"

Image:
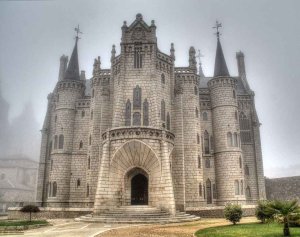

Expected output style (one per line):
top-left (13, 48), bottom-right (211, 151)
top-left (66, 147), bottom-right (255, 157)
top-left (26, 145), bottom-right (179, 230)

top-left (8, 220), bottom-right (131, 237)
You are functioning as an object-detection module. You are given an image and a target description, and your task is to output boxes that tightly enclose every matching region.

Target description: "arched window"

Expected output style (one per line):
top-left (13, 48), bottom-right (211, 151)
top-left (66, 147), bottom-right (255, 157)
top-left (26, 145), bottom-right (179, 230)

top-left (233, 90), bottom-right (236, 98)
top-left (198, 156), bottom-right (201, 168)
top-left (195, 107), bottom-right (199, 118)
top-left (125, 99), bottom-right (131, 126)
top-left (134, 46), bottom-right (142, 68)
top-left (233, 132), bottom-right (238, 147)
top-left (133, 112), bottom-right (141, 126)
top-left (246, 186), bottom-right (251, 198)
top-left (82, 110), bottom-right (85, 118)
top-left (88, 156), bottom-right (90, 170)
top-left (166, 113), bottom-right (170, 130)
top-left (206, 179), bottom-right (212, 204)
top-left (239, 156), bottom-right (242, 168)
top-left (91, 110), bottom-right (93, 120)
top-left (52, 182), bottom-right (57, 197)
top-left (234, 180), bottom-right (240, 195)
top-left (58, 135), bottom-right (64, 149)
top-left (194, 86), bottom-right (198, 95)
top-left (197, 134), bottom-right (200, 144)
top-left (89, 135), bottom-right (92, 145)
top-left (241, 180), bottom-right (244, 195)
top-left (76, 179), bottom-right (81, 188)
top-left (239, 112), bottom-right (251, 143)
top-left (213, 184), bottom-right (217, 199)
top-left (204, 130), bottom-right (210, 154)
top-left (54, 135), bottom-right (58, 149)
top-left (161, 100), bottom-right (165, 121)
top-left (86, 184), bottom-right (90, 197)
top-left (227, 132), bottom-right (233, 147)
top-left (161, 74), bottom-right (165, 84)
top-left (199, 183), bottom-right (202, 196)
top-left (203, 112), bottom-right (208, 121)
top-left (245, 165), bottom-right (250, 175)
top-left (79, 141), bottom-right (83, 149)
top-left (143, 99), bottom-right (149, 126)
top-left (48, 182), bottom-right (51, 197)
top-left (133, 85), bottom-right (142, 109)
top-left (205, 158), bottom-right (210, 168)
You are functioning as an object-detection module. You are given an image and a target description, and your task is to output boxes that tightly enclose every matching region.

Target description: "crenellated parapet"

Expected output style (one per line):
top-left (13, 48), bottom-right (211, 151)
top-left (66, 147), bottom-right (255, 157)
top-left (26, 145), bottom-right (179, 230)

top-left (207, 77), bottom-right (237, 89)
top-left (56, 80), bottom-right (85, 93)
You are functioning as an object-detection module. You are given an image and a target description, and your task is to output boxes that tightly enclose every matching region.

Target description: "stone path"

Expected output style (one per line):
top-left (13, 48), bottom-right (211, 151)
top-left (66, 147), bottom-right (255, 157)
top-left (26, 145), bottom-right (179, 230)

top-left (8, 219), bottom-right (131, 237)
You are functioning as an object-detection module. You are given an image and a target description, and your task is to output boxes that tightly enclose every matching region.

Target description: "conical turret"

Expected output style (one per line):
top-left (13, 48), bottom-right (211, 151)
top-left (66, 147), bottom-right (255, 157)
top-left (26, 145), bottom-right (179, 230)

top-left (213, 36), bottom-right (230, 77)
top-left (64, 38), bottom-right (80, 80)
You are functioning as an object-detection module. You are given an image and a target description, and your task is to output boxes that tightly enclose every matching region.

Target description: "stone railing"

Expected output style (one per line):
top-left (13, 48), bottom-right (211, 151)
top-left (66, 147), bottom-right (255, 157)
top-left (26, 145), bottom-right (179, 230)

top-left (102, 127), bottom-right (175, 144)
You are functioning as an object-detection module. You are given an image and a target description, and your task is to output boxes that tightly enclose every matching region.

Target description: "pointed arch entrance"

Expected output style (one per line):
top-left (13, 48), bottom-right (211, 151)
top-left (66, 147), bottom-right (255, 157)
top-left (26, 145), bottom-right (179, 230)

top-left (131, 173), bottom-right (148, 205)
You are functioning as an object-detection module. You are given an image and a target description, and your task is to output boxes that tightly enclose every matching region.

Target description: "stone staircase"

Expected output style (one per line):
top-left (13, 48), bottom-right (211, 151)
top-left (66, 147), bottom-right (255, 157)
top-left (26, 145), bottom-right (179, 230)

top-left (75, 205), bottom-right (200, 224)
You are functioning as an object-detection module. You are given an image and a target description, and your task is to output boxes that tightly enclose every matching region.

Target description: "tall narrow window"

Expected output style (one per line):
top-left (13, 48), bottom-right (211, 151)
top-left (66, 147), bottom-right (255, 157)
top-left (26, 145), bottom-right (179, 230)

top-left (227, 132), bottom-right (233, 147)
top-left (133, 112), bottom-right (141, 126)
top-left (161, 74), bottom-right (165, 84)
top-left (89, 135), bottom-right (92, 145)
top-left (88, 156), bottom-right (91, 170)
top-left (198, 156), bottom-right (201, 168)
top-left (52, 182), bottom-right (57, 197)
top-left (125, 99), bottom-right (131, 126)
top-left (234, 180), bottom-right (240, 195)
top-left (239, 156), bottom-right (242, 168)
top-left (206, 179), bottom-right (212, 204)
top-left (161, 100), bottom-right (165, 121)
top-left (203, 112), bottom-right (208, 121)
top-left (82, 110), bottom-right (85, 118)
top-left (48, 182), bottom-right (52, 197)
top-left (195, 107), bottom-right (199, 118)
top-left (233, 132), bottom-right (238, 147)
top-left (55, 115), bottom-right (57, 123)
top-left (79, 141), bottom-right (83, 149)
top-left (246, 186), bottom-right (251, 198)
top-left (205, 158), bottom-right (210, 168)
top-left (210, 136), bottom-right (214, 151)
top-left (48, 141), bottom-right (52, 158)
top-left (91, 110), bottom-right (93, 120)
top-left (86, 184), bottom-right (90, 197)
top-left (213, 184), bottom-right (217, 199)
top-left (92, 89), bottom-right (94, 98)
top-left (197, 134), bottom-right (200, 144)
top-left (245, 165), bottom-right (250, 175)
top-left (239, 112), bottom-right (251, 143)
top-left (199, 183), bottom-right (202, 196)
top-left (134, 46), bottom-right (142, 68)
top-left (241, 180), bottom-right (244, 195)
top-left (76, 179), bottom-right (81, 188)
top-left (166, 113), bottom-right (170, 130)
top-left (143, 99), bottom-right (149, 126)
top-left (58, 135), bottom-right (64, 149)
top-left (204, 130), bottom-right (210, 154)
top-left (233, 90), bottom-right (236, 98)
top-left (50, 159), bottom-right (53, 171)
top-left (194, 86), bottom-right (198, 95)
top-left (54, 135), bottom-right (58, 149)
top-left (133, 86), bottom-right (142, 109)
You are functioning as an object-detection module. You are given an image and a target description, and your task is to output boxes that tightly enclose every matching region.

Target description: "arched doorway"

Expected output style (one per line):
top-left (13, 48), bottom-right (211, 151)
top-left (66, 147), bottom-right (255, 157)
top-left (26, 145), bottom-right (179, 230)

top-left (131, 173), bottom-right (148, 205)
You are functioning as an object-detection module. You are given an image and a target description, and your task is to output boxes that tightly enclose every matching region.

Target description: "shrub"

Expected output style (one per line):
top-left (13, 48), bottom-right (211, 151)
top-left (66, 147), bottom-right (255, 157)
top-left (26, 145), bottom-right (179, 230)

top-left (20, 205), bottom-right (40, 222)
top-left (224, 203), bottom-right (243, 225)
top-left (256, 200), bottom-right (275, 223)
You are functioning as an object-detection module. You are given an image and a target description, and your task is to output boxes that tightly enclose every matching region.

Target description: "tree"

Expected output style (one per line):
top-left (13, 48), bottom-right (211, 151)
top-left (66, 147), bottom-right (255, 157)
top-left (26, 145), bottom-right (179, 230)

top-left (266, 200), bottom-right (300, 237)
top-left (20, 205), bottom-right (40, 222)
top-left (255, 200), bottom-right (275, 223)
top-left (224, 203), bottom-right (243, 225)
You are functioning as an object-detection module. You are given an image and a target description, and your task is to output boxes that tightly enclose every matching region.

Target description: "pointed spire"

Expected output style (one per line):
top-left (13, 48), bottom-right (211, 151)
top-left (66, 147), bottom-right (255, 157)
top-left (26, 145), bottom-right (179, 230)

top-left (213, 21), bottom-right (230, 77)
top-left (64, 25), bottom-right (82, 80)
top-left (196, 50), bottom-right (205, 77)
top-left (170, 43), bottom-right (175, 61)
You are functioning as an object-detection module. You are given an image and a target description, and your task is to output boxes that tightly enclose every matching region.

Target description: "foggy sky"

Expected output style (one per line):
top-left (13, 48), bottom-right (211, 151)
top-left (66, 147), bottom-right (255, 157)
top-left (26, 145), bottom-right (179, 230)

top-left (0, 0), bottom-right (299, 178)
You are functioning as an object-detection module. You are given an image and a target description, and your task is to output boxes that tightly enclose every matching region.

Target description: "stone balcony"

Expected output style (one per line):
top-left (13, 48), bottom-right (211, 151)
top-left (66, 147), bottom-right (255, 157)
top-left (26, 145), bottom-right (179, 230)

top-left (102, 127), bottom-right (175, 144)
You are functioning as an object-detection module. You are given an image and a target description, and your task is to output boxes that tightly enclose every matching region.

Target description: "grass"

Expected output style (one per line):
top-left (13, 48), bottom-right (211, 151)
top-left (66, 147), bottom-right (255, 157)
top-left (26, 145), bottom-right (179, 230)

top-left (196, 222), bottom-right (300, 237)
top-left (0, 220), bottom-right (48, 227)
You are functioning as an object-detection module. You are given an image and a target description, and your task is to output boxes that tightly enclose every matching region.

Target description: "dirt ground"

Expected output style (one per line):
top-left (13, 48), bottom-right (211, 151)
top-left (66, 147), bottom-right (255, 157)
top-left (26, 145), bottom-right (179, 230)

top-left (97, 217), bottom-right (258, 237)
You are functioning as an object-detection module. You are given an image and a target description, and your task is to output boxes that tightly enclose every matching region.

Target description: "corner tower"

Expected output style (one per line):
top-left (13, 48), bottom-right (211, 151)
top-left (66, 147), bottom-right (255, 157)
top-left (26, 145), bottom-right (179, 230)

top-left (208, 23), bottom-right (245, 205)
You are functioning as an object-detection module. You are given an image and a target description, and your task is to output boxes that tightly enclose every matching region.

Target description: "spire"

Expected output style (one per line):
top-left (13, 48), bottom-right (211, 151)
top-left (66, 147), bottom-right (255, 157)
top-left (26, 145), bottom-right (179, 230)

top-left (213, 21), bottom-right (230, 77)
top-left (64, 25), bottom-right (82, 80)
top-left (196, 50), bottom-right (205, 77)
top-left (170, 43), bottom-right (175, 61)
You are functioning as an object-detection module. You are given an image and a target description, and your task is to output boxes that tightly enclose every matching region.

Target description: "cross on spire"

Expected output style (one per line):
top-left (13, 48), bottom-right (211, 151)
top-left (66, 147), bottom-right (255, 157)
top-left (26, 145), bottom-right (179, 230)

top-left (74, 24), bottom-right (82, 42)
top-left (213, 20), bottom-right (222, 39)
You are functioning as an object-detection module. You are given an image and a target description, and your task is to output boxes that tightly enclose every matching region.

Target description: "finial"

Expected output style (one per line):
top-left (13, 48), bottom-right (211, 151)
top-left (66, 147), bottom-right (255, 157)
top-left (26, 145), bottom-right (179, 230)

top-left (93, 56), bottom-right (101, 76)
top-left (74, 24), bottom-right (83, 42)
top-left (189, 46), bottom-right (197, 70)
top-left (136, 13), bottom-right (143, 21)
top-left (196, 50), bottom-right (205, 77)
top-left (123, 21), bottom-right (127, 27)
top-left (213, 20), bottom-right (222, 39)
top-left (170, 43), bottom-right (175, 61)
top-left (111, 44), bottom-right (116, 62)
top-left (151, 20), bottom-right (155, 26)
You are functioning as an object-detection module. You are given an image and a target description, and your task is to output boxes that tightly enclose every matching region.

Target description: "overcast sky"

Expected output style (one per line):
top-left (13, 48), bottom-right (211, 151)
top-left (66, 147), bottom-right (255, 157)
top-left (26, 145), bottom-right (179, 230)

top-left (0, 0), bottom-right (299, 178)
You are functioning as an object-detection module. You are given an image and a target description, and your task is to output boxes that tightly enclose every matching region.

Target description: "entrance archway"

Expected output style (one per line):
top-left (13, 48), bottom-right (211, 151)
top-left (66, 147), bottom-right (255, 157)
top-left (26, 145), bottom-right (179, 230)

top-left (131, 173), bottom-right (148, 205)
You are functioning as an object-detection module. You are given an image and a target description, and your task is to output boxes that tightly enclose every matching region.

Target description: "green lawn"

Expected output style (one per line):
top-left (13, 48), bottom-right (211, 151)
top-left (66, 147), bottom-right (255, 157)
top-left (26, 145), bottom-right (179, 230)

top-left (0, 220), bottom-right (48, 227)
top-left (196, 223), bottom-right (300, 237)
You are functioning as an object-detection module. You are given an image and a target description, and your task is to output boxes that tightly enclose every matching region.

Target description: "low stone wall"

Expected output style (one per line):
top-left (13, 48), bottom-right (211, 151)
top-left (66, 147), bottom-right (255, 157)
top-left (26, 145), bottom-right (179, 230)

top-left (8, 207), bottom-right (92, 220)
top-left (265, 176), bottom-right (300, 201)
top-left (186, 205), bottom-right (256, 218)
